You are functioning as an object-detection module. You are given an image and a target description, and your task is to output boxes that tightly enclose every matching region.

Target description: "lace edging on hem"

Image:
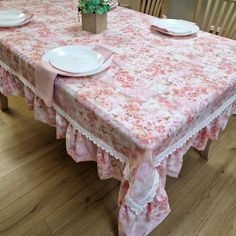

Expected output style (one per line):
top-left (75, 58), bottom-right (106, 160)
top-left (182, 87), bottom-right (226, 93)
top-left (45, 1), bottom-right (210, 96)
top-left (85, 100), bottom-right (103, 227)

top-left (1, 59), bottom-right (236, 216)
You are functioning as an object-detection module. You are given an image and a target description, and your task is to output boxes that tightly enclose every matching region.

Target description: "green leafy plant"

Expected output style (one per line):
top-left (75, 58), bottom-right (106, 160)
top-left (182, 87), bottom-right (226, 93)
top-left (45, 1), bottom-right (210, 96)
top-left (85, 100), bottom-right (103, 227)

top-left (78, 0), bottom-right (111, 15)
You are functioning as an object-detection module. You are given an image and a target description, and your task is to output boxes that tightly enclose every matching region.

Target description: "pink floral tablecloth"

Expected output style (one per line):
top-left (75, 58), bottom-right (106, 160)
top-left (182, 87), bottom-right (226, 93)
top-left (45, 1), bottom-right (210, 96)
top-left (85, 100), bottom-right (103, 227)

top-left (0, 1), bottom-right (236, 235)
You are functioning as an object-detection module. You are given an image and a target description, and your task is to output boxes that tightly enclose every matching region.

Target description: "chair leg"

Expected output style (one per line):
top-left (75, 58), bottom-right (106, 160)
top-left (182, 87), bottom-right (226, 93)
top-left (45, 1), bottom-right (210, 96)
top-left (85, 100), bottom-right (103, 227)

top-left (0, 92), bottom-right (8, 111)
top-left (197, 140), bottom-right (212, 161)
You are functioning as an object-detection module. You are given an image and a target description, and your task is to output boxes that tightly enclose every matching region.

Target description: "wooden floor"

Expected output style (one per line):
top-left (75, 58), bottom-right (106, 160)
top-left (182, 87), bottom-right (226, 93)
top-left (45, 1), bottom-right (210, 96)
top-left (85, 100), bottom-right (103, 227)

top-left (0, 96), bottom-right (235, 236)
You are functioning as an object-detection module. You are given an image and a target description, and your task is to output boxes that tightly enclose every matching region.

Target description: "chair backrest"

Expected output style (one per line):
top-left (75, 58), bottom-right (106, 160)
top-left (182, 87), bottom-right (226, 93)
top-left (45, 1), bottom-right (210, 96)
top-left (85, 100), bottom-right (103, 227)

top-left (130, 0), bottom-right (169, 17)
top-left (193, 0), bottom-right (236, 39)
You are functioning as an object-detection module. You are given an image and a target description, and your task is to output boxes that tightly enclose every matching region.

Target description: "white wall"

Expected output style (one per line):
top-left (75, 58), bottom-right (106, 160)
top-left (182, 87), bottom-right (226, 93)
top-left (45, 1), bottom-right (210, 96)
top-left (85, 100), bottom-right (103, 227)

top-left (168, 0), bottom-right (195, 20)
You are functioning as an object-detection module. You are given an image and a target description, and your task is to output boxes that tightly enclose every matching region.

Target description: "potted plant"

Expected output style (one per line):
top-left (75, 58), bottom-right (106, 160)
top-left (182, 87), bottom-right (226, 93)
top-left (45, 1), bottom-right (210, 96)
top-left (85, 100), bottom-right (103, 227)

top-left (78, 0), bottom-right (111, 34)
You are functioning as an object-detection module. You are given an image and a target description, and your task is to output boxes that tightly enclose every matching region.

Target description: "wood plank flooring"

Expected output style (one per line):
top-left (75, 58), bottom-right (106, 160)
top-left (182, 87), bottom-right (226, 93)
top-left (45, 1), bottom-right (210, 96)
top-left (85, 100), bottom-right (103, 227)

top-left (0, 96), bottom-right (235, 236)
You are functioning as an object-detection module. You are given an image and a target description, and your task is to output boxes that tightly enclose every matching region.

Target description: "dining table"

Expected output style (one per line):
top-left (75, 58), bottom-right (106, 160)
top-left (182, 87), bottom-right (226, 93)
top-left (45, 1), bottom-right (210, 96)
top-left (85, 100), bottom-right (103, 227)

top-left (0, 0), bottom-right (236, 235)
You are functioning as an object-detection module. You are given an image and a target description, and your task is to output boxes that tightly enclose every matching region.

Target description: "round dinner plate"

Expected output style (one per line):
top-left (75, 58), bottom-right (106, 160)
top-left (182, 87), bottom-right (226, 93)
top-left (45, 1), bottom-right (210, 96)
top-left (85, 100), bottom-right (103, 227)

top-left (42, 45), bottom-right (112, 77)
top-left (152, 19), bottom-right (199, 36)
top-left (49, 45), bottom-right (104, 74)
top-left (0, 10), bottom-right (27, 26)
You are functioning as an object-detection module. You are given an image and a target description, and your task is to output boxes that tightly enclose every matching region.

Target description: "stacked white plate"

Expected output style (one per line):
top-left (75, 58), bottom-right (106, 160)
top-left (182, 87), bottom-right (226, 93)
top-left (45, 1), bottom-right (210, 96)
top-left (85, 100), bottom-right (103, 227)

top-left (152, 19), bottom-right (199, 36)
top-left (42, 45), bottom-right (112, 77)
top-left (0, 9), bottom-right (33, 27)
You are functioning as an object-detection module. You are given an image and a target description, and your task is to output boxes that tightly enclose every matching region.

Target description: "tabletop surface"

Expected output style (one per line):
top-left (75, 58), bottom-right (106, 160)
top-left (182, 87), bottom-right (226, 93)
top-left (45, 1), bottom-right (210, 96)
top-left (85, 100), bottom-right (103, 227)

top-left (0, 0), bottom-right (236, 157)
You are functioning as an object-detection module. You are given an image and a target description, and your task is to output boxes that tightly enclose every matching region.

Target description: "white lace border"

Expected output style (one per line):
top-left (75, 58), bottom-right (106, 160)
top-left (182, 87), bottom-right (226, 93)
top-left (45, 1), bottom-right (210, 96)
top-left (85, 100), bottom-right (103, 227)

top-left (0, 59), bottom-right (236, 216)
top-left (126, 169), bottom-right (160, 215)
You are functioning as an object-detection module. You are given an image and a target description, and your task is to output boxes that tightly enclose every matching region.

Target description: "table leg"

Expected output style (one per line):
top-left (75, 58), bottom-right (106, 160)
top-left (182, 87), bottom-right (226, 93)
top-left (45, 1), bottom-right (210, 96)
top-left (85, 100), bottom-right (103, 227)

top-left (197, 140), bottom-right (212, 160)
top-left (0, 92), bottom-right (8, 111)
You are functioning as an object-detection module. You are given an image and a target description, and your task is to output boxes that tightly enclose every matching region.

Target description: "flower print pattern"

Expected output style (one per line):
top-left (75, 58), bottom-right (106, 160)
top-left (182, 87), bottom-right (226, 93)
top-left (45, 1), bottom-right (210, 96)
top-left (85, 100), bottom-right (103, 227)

top-left (0, 1), bottom-right (236, 235)
top-left (0, 65), bottom-right (236, 235)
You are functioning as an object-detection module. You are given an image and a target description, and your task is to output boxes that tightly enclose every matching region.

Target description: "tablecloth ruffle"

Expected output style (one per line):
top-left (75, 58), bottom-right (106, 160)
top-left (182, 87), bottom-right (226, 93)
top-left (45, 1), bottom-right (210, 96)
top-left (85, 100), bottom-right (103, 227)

top-left (1, 65), bottom-right (236, 236)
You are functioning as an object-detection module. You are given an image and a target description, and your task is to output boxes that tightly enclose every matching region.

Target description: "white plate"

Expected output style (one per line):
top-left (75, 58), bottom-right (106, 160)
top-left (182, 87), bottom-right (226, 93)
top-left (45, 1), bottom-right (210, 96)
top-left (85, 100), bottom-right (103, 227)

top-left (49, 45), bottom-right (104, 74)
top-left (42, 45), bottom-right (112, 77)
top-left (0, 10), bottom-right (27, 26)
top-left (152, 19), bottom-right (199, 36)
top-left (0, 13), bottom-right (33, 28)
top-left (157, 25), bottom-right (200, 36)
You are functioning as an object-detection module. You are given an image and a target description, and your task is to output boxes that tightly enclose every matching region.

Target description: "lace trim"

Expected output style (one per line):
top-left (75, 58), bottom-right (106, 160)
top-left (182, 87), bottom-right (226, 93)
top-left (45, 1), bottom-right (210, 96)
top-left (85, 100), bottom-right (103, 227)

top-left (1, 59), bottom-right (236, 215)
top-left (0, 60), bottom-right (128, 164)
top-left (54, 104), bottom-right (128, 164)
top-left (154, 94), bottom-right (236, 166)
top-left (126, 170), bottom-right (159, 215)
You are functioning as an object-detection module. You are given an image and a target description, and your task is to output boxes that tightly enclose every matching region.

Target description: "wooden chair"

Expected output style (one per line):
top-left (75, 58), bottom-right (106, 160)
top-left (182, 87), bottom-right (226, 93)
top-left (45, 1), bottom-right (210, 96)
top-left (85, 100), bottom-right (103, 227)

top-left (118, 0), bottom-right (131, 8)
top-left (129, 0), bottom-right (169, 17)
top-left (193, 0), bottom-right (236, 39)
